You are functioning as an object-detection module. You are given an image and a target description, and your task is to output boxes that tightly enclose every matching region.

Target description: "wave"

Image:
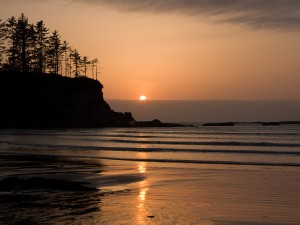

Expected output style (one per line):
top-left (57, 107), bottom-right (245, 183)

top-left (1, 140), bottom-right (300, 155)
top-left (2, 151), bottom-right (299, 168)
top-left (54, 155), bottom-right (300, 168)
top-left (1, 130), bottom-right (299, 140)
top-left (109, 129), bottom-right (300, 136)
top-left (108, 139), bottom-right (300, 147)
top-left (71, 133), bottom-right (300, 140)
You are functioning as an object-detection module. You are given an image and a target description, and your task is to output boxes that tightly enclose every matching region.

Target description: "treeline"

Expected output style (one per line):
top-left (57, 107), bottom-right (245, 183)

top-left (0, 14), bottom-right (99, 79)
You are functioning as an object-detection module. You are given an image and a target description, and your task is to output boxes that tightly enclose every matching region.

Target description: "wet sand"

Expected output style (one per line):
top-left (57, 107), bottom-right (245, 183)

top-left (1, 153), bottom-right (300, 225)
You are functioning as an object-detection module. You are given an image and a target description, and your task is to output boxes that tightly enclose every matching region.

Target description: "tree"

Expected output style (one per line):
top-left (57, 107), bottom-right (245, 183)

top-left (0, 19), bottom-right (6, 68)
top-left (15, 13), bottom-right (32, 72)
top-left (71, 48), bottom-right (81, 77)
top-left (34, 20), bottom-right (49, 73)
top-left (82, 56), bottom-right (89, 77)
top-left (68, 46), bottom-right (73, 77)
top-left (0, 14), bottom-right (100, 79)
top-left (5, 16), bottom-right (18, 71)
top-left (47, 30), bottom-right (63, 74)
top-left (61, 41), bottom-right (69, 76)
top-left (91, 58), bottom-right (99, 80)
top-left (94, 58), bottom-right (99, 80)
top-left (28, 23), bottom-right (37, 72)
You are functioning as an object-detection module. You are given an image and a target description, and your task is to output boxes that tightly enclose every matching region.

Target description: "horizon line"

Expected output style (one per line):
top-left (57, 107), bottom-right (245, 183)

top-left (106, 99), bottom-right (300, 102)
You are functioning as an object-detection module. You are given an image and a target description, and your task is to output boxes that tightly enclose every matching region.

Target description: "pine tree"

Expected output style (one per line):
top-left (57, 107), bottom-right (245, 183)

top-left (34, 20), bottom-right (49, 73)
top-left (47, 30), bottom-right (63, 74)
top-left (61, 41), bottom-right (69, 76)
top-left (28, 23), bottom-right (37, 72)
top-left (15, 13), bottom-right (32, 72)
top-left (95, 58), bottom-right (99, 80)
top-left (68, 46), bottom-right (73, 77)
top-left (5, 16), bottom-right (18, 71)
top-left (82, 56), bottom-right (89, 77)
top-left (1, 14), bottom-right (100, 78)
top-left (91, 58), bottom-right (99, 80)
top-left (71, 48), bottom-right (81, 77)
top-left (0, 19), bottom-right (6, 68)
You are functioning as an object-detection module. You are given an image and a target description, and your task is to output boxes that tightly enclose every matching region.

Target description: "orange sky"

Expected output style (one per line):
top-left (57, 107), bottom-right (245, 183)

top-left (1, 0), bottom-right (300, 100)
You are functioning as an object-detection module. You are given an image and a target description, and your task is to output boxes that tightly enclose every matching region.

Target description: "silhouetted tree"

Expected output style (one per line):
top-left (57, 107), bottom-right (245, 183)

top-left (15, 13), bottom-right (32, 72)
top-left (82, 56), bottom-right (89, 77)
top-left (34, 20), bottom-right (49, 73)
top-left (1, 14), bottom-right (100, 80)
top-left (95, 58), bottom-right (99, 80)
top-left (91, 58), bottom-right (99, 80)
top-left (47, 30), bottom-right (63, 74)
top-left (71, 48), bottom-right (81, 77)
top-left (0, 19), bottom-right (6, 68)
top-left (28, 23), bottom-right (37, 72)
top-left (61, 41), bottom-right (69, 76)
top-left (68, 46), bottom-right (73, 77)
top-left (5, 16), bottom-right (18, 71)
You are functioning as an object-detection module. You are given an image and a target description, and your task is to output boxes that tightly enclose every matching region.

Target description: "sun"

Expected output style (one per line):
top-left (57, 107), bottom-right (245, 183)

top-left (139, 95), bottom-right (147, 101)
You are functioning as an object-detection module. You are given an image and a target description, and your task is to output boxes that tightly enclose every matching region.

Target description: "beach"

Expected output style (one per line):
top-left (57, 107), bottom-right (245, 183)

top-left (1, 126), bottom-right (300, 224)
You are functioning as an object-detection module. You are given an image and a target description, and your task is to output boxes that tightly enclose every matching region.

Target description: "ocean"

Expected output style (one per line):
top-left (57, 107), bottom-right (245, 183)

top-left (1, 124), bottom-right (300, 168)
top-left (1, 124), bottom-right (300, 224)
top-left (107, 100), bottom-right (300, 122)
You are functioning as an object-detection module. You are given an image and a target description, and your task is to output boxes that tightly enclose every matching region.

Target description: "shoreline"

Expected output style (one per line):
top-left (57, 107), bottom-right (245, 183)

top-left (1, 152), bottom-right (300, 225)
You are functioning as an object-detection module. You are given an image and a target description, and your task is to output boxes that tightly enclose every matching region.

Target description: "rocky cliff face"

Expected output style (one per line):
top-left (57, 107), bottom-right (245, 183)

top-left (0, 72), bottom-right (135, 128)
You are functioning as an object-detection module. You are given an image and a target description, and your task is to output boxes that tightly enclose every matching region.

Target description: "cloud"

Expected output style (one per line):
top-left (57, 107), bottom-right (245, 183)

top-left (75, 0), bottom-right (300, 30)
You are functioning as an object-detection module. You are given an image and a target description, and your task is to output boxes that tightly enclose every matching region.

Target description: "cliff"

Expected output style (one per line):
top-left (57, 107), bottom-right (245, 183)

top-left (0, 72), bottom-right (135, 128)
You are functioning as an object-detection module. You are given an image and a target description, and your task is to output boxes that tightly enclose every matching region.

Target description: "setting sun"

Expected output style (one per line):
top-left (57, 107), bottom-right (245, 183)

top-left (139, 95), bottom-right (147, 101)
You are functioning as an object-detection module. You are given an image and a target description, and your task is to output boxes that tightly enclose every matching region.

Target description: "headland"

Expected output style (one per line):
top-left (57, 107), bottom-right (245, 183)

top-left (0, 71), bottom-right (181, 128)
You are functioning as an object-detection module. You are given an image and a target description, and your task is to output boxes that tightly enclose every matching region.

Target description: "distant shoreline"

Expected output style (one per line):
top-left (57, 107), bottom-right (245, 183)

top-left (202, 121), bottom-right (300, 126)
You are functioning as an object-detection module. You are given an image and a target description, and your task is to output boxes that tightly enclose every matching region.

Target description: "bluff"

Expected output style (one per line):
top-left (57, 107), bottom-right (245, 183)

top-left (0, 72), bottom-right (135, 128)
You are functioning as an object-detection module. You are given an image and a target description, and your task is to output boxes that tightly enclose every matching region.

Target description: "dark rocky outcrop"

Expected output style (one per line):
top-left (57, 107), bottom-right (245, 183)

top-left (0, 71), bottom-right (135, 128)
top-left (203, 122), bottom-right (235, 126)
top-left (260, 122), bottom-right (281, 126)
top-left (0, 72), bottom-right (183, 128)
top-left (135, 119), bottom-right (184, 127)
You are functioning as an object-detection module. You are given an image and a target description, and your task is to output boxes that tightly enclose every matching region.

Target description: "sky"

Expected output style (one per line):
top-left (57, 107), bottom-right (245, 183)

top-left (1, 0), bottom-right (300, 101)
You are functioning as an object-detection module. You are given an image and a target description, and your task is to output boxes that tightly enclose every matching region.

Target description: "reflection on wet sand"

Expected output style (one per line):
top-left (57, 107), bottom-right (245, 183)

top-left (137, 186), bottom-right (150, 224)
top-left (136, 161), bottom-right (151, 224)
top-left (138, 162), bottom-right (147, 173)
top-left (136, 132), bottom-right (150, 224)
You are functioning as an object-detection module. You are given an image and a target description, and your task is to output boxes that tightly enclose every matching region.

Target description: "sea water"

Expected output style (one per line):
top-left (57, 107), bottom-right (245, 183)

top-left (1, 124), bottom-right (300, 224)
top-left (1, 124), bottom-right (300, 168)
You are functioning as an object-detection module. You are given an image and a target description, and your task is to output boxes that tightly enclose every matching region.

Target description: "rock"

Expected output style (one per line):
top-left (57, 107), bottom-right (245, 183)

top-left (261, 122), bottom-right (281, 126)
top-left (203, 122), bottom-right (235, 126)
top-left (135, 119), bottom-right (183, 127)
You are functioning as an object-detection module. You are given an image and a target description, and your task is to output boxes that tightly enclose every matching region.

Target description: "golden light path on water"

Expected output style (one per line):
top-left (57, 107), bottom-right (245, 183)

top-left (136, 133), bottom-right (149, 223)
top-left (137, 159), bottom-right (149, 224)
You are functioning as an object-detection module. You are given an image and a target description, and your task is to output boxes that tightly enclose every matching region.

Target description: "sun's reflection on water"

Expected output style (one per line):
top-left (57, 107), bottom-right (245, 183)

top-left (137, 184), bottom-right (149, 224)
top-left (138, 162), bottom-right (147, 173)
top-left (136, 161), bottom-right (150, 224)
top-left (139, 186), bottom-right (148, 203)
